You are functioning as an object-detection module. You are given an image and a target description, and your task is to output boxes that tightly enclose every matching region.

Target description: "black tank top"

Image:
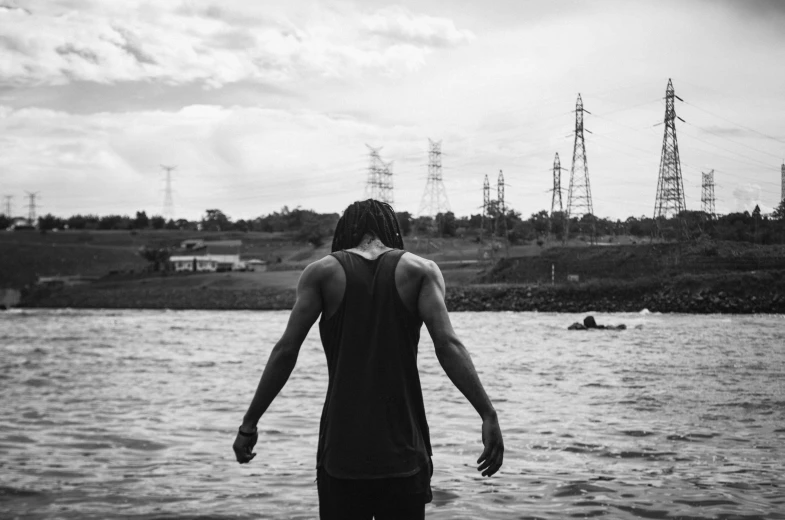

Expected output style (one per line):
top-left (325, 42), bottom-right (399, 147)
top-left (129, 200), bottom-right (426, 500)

top-left (317, 249), bottom-right (432, 479)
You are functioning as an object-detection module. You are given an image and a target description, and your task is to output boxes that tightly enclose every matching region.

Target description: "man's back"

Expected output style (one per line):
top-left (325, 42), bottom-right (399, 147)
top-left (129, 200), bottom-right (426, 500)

top-left (312, 245), bottom-right (436, 320)
top-left (316, 248), bottom-right (431, 479)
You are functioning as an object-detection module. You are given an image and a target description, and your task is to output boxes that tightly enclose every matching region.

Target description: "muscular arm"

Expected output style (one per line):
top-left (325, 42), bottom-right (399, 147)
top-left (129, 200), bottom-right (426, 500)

top-left (233, 261), bottom-right (323, 462)
top-left (417, 260), bottom-right (504, 476)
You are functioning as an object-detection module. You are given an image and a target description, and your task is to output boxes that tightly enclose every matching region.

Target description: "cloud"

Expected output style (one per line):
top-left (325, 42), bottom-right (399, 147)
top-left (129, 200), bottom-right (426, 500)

top-left (732, 183), bottom-right (772, 213)
top-left (0, 2), bottom-right (473, 88)
top-left (363, 6), bottom-right (475, 48)
top-left (56, 43), bottom-right (99, 64)
top-left (0, 103), bottom-right (418, 218)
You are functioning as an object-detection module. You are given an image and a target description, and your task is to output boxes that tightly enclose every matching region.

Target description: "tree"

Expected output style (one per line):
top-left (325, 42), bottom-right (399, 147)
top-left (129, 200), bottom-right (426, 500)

top-left (395, 212), bottom-right (412, 236)
top-left (202, 209), bottom-right (231, 231)
top-left (134, 211), bottom-right (149, 229)
top-left (138, 246), bottom-right (170, 271)
top-left (435, 211), bottom-right (457, 237)
top-left (150, 215), bottom-right (166, 230)
top-left (38, 213), bottom-right (66, 231)
top-left (773, 199), bottom-right (785, 221)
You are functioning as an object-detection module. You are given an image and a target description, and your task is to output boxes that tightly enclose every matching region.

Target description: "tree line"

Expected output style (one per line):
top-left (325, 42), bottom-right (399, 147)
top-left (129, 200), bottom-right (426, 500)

top-left (3, 198), bottom-right (785, 245)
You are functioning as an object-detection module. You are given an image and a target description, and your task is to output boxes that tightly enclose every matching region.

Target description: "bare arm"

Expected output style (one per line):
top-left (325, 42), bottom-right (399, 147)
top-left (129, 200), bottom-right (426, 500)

top-left (233, 261), bottom-right (323, 463)
top-left (417, 260), bottom-right (504, 477)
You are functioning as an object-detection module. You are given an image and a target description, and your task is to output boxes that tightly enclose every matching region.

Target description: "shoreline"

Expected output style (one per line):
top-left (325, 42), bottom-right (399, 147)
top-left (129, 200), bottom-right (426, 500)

top-left (18, 269), bottom-right (785, 314)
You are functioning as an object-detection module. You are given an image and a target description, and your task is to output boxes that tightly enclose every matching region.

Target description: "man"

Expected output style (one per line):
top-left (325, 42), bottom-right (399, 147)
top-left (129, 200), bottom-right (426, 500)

top-left (233, 199), bottom-right (504, 519)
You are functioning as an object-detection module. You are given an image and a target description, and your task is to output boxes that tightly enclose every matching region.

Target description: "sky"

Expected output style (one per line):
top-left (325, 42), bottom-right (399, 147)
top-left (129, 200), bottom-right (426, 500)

top-left (1, 0), bottom-right (784, 222)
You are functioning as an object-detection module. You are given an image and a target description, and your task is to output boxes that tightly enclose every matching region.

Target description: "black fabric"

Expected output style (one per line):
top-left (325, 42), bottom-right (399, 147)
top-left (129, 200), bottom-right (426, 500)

top-left (317, 468), bottom-right (427, 520)
top-left (317, 249), bottom-right (431, 485)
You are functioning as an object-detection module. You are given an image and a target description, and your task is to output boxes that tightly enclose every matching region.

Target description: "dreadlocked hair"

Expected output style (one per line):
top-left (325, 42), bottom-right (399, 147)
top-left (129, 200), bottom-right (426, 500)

top-left (331, 199), bottom-right (404, 252)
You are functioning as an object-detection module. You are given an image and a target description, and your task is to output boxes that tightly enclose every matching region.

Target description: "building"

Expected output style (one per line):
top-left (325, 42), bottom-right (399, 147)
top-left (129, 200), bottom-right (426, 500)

top-left (170, 256), bottom-right (219, 272)
top-left (169, 239), bottom-right (243, 272)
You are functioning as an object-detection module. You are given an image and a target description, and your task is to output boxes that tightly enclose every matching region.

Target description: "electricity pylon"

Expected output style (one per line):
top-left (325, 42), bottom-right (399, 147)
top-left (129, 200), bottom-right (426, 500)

top-left (781, 161), bottom-right (784, 204)
top-left (550, 152), bottom-right (564, 239)
top-left (3, 195), bottom-right (12, 217)
top-left (480, 174), bottom-right (490, 242)
top-left (365, 145), bottom-right (393, 205)
top-left (497, 170), bottom-right (508, 256)
top-left (653, 78), bottom-right (688, 240)
top-left (418, 139), bottom-right (450, 217)
top-left (566, 94), bottom-right (595, 243)
top-left (25, 191), bottom-right (39, 225)
top-left (161, 165), bottom-right (176, 219)
top-left (701, 169), bottom-right (716, 219)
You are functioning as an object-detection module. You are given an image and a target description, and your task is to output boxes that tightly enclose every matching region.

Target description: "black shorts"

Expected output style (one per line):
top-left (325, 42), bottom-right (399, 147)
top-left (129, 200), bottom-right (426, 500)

top-left (317, 467), bottom-right (431, 520)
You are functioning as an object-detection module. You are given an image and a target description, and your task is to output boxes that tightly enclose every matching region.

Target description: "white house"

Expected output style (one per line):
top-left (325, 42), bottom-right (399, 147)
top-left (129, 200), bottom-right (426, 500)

top-left (170, 256), bottom-right (218, 272)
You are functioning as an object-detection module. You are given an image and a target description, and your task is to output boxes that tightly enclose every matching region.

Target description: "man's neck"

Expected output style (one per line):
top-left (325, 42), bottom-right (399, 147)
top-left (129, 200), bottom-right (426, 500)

top-left (347, 234), bottom-right (391, 258)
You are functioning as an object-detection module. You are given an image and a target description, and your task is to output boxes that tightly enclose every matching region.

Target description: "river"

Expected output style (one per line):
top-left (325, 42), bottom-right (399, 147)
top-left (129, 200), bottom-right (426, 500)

top-left (1, 309), bottom-right (783, 519)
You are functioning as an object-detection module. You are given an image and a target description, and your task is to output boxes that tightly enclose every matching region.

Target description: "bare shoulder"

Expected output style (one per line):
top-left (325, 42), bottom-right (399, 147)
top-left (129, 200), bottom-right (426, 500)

top-left (399, 251), bottom-right (441, 282)
top-left (300, 254), bottom-right (341, 283)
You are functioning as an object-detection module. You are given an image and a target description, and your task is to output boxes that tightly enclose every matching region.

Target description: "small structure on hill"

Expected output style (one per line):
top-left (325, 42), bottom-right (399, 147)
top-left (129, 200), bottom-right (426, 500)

top-left (169, 239), bottom-right (243, 272)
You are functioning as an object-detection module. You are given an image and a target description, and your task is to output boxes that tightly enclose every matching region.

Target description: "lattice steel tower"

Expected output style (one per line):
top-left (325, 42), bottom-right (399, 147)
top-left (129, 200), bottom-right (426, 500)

top-left (25, 191), bottom-right (39, 225)
top-left (481, 174), bottom-right (491, 241)
top-left (418, 139), bottom-right (450, 217)
top-left (3, 195), bottom-right (12, 217)
top-left (653, 79), bottom-right (686, 219)
top-left (497, 170), bottom-right (507, 237)
top-left (161, 165), bottom-right (176, 219)
top-left (566, 94), bottom-right (595, 240)
top-left (365, 145), bottom-right (393, 204)
top-left (701, 169), bottom-right (716, 219)
top-left (551, 152), bottom-right (563, 215)
top-left (781, 162), bottom-right (784, 203)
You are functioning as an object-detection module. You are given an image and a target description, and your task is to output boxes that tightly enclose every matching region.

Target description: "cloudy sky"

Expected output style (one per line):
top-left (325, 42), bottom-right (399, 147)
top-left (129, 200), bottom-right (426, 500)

top-left (1, 0), bottom-right (784, 222)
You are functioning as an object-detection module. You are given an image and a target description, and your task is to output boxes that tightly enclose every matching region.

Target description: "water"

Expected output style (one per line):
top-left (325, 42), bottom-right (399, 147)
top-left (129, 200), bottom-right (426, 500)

top-left (1, 309), bottom-right (784, 519)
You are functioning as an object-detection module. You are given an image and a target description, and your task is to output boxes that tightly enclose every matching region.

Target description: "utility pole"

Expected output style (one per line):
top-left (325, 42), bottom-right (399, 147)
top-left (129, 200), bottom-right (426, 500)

top-left (3, 195), bottom-right (12, 217)
top-left (25, 191), bottom-right (39, 225)
top-left (480, 174), bottom-right (490, 242)
top-left (566, 94), bottom-right (595, 244)
top-left (497, 170), bottom-right (508, 257)
top-left (701, 169), bottom-right (716, 219)
top-left (161, 165), bottom-right (176, 220)
top-left (418, 139), bottom-right (450, 217)
top-left (653, 78), bottom-right (688, 240)
top-left (550, 152), bottom-right (564, 239)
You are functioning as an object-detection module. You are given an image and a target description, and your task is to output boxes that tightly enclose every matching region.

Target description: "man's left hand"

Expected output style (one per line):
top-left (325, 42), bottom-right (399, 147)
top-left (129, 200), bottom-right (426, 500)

top-left (233, 428), bottom-right (258, 464)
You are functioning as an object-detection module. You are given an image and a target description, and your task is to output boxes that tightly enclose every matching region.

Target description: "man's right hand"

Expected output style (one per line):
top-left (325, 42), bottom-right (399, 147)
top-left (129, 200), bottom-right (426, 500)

top-left (477, 413), bottom-right (503, 477)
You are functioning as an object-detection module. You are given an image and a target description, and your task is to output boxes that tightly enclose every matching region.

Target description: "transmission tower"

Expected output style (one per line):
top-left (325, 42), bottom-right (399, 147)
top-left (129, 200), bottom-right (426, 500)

top-left (3, 195), bottom-right (12, 217)
top-left (566, 94), bottom-right (595, 242)
top-left (381, 160), bottom-right (394, 206)
top-left (25, 191), bottom-right (39, 225)
top-left (701, 169), bottom-right (716, 219)
top-left (480, 174), bottom-right (490, 241)
top-left (653, 79), bottom-right (687, 239)
top-left (418, 139), bottom-right (450, 217)
top-left (161, 165), bottom-right (176, 219)
top-left (781, 161), bottom-right (784, 203)
top-left (551, 152), bottom-right (563, 215)
top-left (497, 170), bottom-right (508, 256)
top-left (549, 153), bottom-right (564, 240)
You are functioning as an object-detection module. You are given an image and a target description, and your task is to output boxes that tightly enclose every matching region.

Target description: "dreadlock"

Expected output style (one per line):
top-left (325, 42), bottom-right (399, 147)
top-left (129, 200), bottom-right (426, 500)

top-left (331, 199), bottom-right (405, 252)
